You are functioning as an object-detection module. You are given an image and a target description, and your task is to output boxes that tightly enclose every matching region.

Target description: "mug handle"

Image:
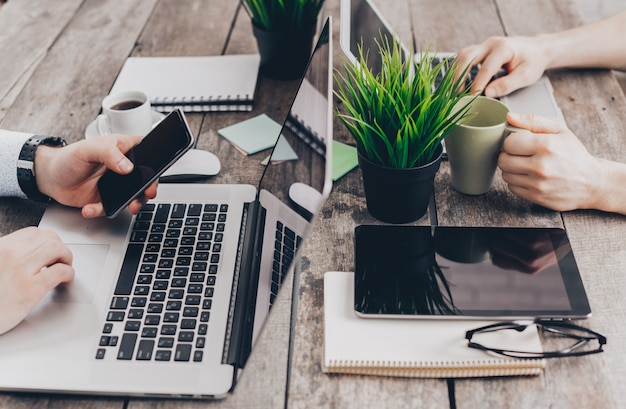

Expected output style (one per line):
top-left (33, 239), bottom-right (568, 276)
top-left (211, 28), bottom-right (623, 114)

top-left (96, 114), bottom-right (112, 136)
top-left (504, 123), bottom-right (528, 136)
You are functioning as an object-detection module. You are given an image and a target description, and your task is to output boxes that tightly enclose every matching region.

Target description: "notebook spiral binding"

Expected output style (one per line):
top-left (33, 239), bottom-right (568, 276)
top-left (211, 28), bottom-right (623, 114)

top-left (151, 94), bottom-right (254, 113)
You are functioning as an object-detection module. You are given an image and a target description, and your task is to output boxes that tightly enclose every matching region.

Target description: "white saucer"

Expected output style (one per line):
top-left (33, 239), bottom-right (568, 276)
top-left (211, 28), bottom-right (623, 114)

top-left (84, 111), bottom-right (165, 138)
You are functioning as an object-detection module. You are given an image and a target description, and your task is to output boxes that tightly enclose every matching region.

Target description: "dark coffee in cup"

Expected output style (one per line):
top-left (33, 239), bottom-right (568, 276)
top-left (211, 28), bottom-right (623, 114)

top-left (101, 90), bottom-right (152, 135)
top-left (110, 100), bottom-right (144, 111)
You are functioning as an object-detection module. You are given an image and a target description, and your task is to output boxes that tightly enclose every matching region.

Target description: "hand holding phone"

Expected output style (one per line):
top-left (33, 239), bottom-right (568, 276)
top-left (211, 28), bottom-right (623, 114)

top-left (97, 109), bottom-right (194, 218)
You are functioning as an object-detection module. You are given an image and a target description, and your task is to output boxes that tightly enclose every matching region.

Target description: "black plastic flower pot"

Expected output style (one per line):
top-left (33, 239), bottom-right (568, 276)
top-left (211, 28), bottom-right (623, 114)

top-left (358, 144), bottom-right (443, 224)
top-left (252, 23), bottom-right (316, 80)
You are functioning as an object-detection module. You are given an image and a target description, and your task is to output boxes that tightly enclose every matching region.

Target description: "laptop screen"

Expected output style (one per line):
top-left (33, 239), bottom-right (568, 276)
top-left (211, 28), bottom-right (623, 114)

top-left (340, 0), bottom-right (409, 75)
top-left (259, 20), bottom-right (331, 220)
top-left (230, 17), bottom-right (332, 370)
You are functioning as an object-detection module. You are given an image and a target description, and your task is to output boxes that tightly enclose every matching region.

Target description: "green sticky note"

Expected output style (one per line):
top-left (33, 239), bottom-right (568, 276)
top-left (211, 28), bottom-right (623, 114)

top-left (261, 135), bottom-right (299, 165)
top-left (218, 114), bottom-right (281, 155)
top-left (332, 140), bottom-right (358, 181)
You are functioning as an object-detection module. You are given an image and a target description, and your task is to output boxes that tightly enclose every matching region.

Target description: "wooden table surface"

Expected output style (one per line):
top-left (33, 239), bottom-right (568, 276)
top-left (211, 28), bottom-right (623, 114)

top-left (1, 0), bottom-right (625, 408)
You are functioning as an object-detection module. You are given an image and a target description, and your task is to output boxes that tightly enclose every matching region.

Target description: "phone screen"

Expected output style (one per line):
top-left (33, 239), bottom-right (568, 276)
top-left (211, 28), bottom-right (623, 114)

top-left (98, 109), bottom-right (194, 218)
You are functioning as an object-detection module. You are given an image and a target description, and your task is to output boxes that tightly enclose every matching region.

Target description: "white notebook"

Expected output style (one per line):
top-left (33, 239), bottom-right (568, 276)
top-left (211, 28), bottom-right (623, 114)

top-left (323, 272), bottom-right (546, 378)
top-left (110, 54), bottom-right (260, 113)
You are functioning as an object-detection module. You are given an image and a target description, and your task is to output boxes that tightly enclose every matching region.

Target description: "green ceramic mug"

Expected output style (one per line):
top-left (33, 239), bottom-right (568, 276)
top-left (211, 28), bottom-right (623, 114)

top-left (445, 96), bottom-right (524, 195)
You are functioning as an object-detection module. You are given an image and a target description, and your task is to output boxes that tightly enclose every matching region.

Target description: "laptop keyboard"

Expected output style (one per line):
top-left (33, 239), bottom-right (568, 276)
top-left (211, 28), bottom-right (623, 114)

top-left (95, 202), bottom-right (228, 362)
top-left (270, 221), bottom-right (302, 306)
top-left (428, 55), bottom-right (479, 88)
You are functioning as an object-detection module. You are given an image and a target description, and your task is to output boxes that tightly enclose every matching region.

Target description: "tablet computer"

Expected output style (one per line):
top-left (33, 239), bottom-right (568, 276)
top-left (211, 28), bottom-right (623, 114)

top-left (354, 225), bottom-right (591, 320)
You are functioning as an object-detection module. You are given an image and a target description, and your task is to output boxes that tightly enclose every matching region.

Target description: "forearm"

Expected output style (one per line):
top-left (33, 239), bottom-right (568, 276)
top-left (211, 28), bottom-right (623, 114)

top-left (538, 10), bottom-right (626, 71)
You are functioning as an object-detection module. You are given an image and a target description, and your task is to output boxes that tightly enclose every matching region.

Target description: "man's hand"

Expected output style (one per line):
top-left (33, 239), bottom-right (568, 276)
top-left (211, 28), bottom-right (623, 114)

top-left (34, 134), bottom-right (157, 218)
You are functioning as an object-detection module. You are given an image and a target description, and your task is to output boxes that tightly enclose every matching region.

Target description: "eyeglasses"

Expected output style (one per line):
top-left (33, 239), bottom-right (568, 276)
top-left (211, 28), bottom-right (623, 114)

top-left (466, 319), bottom-right (607, 359)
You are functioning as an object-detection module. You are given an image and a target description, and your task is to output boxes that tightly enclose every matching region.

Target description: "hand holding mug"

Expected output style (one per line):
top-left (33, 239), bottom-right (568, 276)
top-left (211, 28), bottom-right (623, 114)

top-left (445, 96), bottom-right (526, 195)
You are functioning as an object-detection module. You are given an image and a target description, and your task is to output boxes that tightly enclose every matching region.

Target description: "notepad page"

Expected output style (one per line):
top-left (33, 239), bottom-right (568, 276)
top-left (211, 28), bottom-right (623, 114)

top-left (323, 272), bottom-right (545, 378)
top-left (110, 54), bottom-right (260, 111)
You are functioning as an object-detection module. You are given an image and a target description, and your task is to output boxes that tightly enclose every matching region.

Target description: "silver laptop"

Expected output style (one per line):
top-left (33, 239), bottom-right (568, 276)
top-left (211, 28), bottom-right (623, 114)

top-left (339, 0), bottom-right (565, 123)
top-left (0, 17), bottom-right (333, 399)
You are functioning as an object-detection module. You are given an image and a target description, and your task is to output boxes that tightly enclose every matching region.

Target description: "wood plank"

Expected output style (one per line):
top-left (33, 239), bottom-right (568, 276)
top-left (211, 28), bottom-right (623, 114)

top-left (0, 0), bottom-right (155, 407)
top-left (448, 1), bottom-right (626, 408)
top-left (286, 1), bottom-right (450, 408)
top-left (0, 0), bottom-right (158, 141)
top-left (0, 0), bottom-right (84, 122)
top-left (410, 0), bottom-right (504, 51)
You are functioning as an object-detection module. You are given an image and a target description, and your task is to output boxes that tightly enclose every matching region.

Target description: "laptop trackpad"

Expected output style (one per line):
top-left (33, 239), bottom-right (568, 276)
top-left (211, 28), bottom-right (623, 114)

top-left (48, 244), bottom-right (109, 304)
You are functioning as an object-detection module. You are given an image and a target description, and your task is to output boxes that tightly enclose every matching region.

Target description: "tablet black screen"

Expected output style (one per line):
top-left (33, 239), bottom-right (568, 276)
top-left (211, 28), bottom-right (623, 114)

top-left (354, 225), bottom-right (591, 319)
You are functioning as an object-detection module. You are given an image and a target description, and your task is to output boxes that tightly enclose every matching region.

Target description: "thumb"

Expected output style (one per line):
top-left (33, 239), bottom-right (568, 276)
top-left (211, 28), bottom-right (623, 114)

top-left (86, 135), bottom-right (141, 175)
top-left (506, 112), bottom-right (567, 134)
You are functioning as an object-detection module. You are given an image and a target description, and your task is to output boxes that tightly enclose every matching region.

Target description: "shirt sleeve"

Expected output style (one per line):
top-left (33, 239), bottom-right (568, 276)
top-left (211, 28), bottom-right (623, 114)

top-left (0, 129), bottom-right (34, 198)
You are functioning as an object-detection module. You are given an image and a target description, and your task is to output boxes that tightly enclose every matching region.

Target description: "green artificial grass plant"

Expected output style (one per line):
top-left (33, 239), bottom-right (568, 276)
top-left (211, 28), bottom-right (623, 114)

top-left (243, 0), bottom-right (325, 31)
top-left (335, 35), bottom-right (475, 168)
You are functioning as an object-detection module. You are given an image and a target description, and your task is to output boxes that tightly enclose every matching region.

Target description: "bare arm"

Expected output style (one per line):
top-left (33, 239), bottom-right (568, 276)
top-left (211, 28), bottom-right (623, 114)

top-left (456, 10), bottom-right (626, 97)
top-left (541, 10), bottom-right (626, 71)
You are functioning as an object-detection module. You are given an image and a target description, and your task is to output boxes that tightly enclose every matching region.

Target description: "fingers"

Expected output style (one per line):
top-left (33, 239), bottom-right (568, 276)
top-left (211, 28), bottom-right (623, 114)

top-left (502, 113), bottom-right (569, 157)
top-left (35, 263), bottom-right (75, 294)
top-left (82, 203), bottom-right (105, 218)
top-left (456, 37), bottom-right (515, 94)
top-left (81, 179), bottom-right (158, 218)
top-left (507, 112), bottom-right (567, 134)
top-left (82, 135), bottom-right (141, 176)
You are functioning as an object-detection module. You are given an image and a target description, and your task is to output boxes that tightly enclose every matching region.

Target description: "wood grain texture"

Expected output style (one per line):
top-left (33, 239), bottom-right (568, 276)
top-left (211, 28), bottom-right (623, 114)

top-left (2, 0), bottom-right (626, 407)
top-left (449, 1), bottom-right (626, 408)
top-left (286, 1), bottom-right (450, 408)
top-left (0, 0), bottom-right (84, 122)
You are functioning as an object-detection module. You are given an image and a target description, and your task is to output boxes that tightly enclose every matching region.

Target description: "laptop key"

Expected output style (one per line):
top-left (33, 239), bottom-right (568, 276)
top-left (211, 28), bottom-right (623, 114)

top-left (110, 296), bottom-right (129, 310)
top-left (158, 337), bottom-right (175, 348)
top-left (107, 311), bottom-right (125, 321)
top-left (171, 203), bottom-right (186, 218)
top-left (178, 331), bottom-right (194, 342)
top-left (131, 297), bottom-right (147, 307)
top-left (154, 204), bottom-right (171, 224)
top-left (125, 321), bottom-right (141, 331)
top-left (174, 344), bottom-right (192, 361)
top-left (155, 350), bottom-right (171, 361)
top-left (136, 339), bottom-right (154, 360)
top-left (142, 327), bottom-right (158, 338)
top-left (114, 243), bottom-right (143, 295)
top-left (117, 333), bottom-right (138, 360)
top-left (188, 204), bottom-right (202, 216)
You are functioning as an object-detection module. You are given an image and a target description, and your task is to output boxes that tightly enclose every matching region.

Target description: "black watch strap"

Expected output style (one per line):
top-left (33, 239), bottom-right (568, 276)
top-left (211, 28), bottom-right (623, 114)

top-left (17, 135), bottom-right (67, 202)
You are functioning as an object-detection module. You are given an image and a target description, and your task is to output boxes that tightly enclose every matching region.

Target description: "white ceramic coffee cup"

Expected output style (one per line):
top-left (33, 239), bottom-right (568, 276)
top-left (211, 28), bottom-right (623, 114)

top-left (99, 90), bottom-right (153, 136)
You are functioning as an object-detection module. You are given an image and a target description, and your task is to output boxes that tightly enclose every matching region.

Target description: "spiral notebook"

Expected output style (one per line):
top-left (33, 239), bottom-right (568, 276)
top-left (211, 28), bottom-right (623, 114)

top-left (322, 272), bottom-right (546, 378)
top-left (110, 54), bottom-right (260, 113)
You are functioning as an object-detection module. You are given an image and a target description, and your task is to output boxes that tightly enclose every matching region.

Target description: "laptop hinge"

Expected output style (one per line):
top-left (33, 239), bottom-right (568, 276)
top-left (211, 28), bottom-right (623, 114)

top-left (224, 199), bottom-right (266, 370)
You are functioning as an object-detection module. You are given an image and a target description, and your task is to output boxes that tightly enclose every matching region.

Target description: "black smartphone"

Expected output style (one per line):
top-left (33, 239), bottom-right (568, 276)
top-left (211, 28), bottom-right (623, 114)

top-left (97, 108), bottom-right (194, 218)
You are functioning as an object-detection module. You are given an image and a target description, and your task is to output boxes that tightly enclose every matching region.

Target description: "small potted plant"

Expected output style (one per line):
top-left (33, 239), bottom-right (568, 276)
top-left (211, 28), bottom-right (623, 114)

top-left (243, 0), bottom-right (325, 80)
top-left (335, 35), bottom-right (474, 223)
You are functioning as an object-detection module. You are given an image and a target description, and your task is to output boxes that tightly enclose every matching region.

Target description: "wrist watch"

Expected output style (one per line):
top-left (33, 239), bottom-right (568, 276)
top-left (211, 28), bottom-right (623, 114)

top-left (17, 135), bottom-right (67, 202)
